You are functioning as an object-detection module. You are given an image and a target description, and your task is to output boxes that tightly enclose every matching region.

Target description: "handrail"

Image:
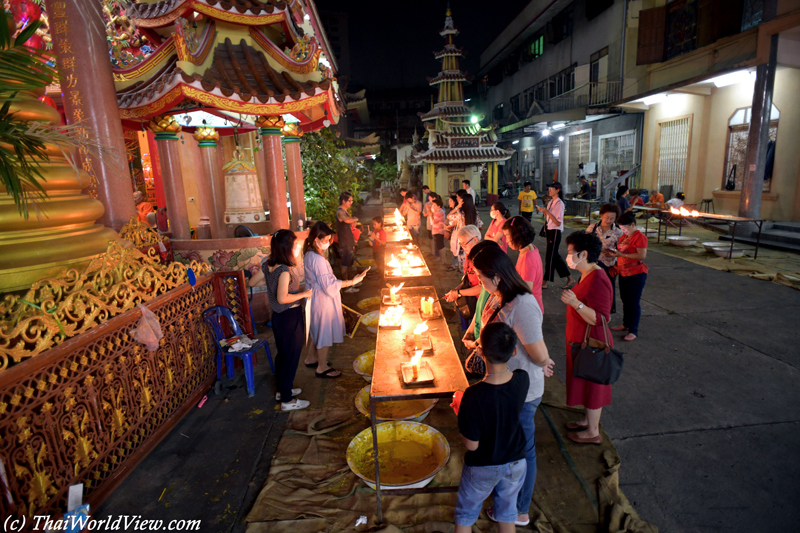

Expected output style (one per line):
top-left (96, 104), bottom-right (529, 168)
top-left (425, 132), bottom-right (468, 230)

top-left (601, 164), bottom-right (640, 202)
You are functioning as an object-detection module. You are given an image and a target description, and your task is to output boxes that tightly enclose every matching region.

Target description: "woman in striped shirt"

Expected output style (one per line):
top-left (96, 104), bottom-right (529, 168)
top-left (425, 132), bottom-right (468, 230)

top-left (431, 195), bottom-right (448, 265)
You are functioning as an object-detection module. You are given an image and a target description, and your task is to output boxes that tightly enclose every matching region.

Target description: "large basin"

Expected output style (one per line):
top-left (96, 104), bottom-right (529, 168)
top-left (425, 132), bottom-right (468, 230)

top-left (354, 385), bottom-right (437, 422)
top-left (714, 247), bottom-right (745, 259)
top-left (667, 236), bottom-right (698, 247)
top-left (346, 421), bottom-right (450, 490)
top-left (353, 350), bottom-right (375, 382)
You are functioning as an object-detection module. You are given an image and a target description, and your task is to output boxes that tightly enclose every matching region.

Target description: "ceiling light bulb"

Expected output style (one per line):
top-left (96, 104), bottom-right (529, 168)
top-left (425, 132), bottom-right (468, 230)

top-left (470, 116), bottom-right (479, 123)
top-left (542, 129), bottom-right (550, 136)
top-left (304, 13), bottom-right (310, 21)
top-left (552, 123), bottom-right (565, 130)
top-left (558, 135), bottom-right (564, 142)
top-left (709, 70), bottom-right (754, 88)
top-left (512, 140), bottom-right (519, 144)
top-left (640, 93), bottom-right (668, 106)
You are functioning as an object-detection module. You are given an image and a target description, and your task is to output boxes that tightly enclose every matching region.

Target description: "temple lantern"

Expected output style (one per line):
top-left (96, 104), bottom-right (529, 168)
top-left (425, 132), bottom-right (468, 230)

top-left (223, 149), bottom-right (265, 226)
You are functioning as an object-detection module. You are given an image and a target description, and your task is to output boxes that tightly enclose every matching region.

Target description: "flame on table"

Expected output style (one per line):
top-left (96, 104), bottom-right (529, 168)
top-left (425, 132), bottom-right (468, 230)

top-left (413, 321), bottom-right (428, 335)
top-left (380, 305), bottom-right (405, 327)
top-left (387, 254), bottom-right (401, 268)
top-left (670, 206), bottom-right (700, 217)
top-left (389, 282), bottom-right (404, 297)
top-left (394, 208), bottom-right (403, 225)
top-left (408, 256), bottom-right (424, 267)
top-left (410, 349), bottom-right (423, 367)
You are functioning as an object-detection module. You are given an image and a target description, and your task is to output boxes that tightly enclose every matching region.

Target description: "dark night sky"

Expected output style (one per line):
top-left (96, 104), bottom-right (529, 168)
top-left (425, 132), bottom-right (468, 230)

top-left (314, 0), bottom-right (533, 91)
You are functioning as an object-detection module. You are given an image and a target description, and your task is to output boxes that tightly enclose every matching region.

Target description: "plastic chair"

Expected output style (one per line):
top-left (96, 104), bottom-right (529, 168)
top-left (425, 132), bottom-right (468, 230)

top-left (202, 306), bottom-right (274, 397)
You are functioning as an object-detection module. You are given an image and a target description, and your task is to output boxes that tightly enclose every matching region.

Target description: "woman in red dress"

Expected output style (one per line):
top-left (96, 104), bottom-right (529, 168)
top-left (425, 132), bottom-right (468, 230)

top-left (560, 231), bottom-right (613, 445)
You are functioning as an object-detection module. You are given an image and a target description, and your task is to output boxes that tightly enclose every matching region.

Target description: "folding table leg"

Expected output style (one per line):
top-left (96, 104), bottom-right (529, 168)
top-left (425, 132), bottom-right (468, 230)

top-left (371, 396), bottom-right (383, 524)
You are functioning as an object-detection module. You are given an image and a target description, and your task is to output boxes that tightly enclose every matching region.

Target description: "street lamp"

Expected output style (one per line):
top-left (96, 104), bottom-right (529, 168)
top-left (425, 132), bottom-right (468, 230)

top-left (470, 116), bottom-right (479, 123)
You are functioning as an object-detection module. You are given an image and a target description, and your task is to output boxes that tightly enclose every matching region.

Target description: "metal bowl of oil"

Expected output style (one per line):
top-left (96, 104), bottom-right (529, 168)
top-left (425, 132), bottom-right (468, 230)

top-left (355, 385), bottom-right (437, 422)
top-left (346, 421), bottom-right (450, 490)
top-left (353, 350), bottom-right (375, 382)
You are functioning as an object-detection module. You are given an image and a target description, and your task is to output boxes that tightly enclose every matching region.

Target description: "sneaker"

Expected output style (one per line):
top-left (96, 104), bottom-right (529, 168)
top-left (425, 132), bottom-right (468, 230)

top-left (344, 287), bottom-right (360, 293)
top-left (281, 399), bottom-right (310, 411)
top-left (275, 388), bottom-right (302, 401)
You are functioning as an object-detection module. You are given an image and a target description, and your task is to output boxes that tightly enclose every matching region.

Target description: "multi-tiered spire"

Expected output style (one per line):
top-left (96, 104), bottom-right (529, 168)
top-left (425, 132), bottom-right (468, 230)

top-left (410, 6), bottom-right (513, 193)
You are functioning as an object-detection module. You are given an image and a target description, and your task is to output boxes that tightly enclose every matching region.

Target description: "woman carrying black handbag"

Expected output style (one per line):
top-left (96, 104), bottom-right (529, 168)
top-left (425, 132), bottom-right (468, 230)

top-left (559, 231), bottom-right (616, 445)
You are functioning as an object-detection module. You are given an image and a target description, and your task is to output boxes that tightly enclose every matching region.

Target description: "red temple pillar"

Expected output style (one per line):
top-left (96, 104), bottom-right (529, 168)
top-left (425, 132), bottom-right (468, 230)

top-left (146, 131), bottom-right (167, 210)
top-left (256, 116), bottom-right (289, 232)
top-left (194, 127), bottom-right (226, 239)
top-left (148, 116), bottom-right (192, 240)
top-left (282, 123), bottom-right (306, 231)
top-left (44, 0), bottom-right (136, 230)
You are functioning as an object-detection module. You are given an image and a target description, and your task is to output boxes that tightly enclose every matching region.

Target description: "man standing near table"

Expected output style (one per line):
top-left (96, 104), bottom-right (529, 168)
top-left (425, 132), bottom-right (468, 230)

top-left (576, 176), bottom-right (591, 199)
top-left (463, 180), bottom-right (476, 204)
top-left (517, 181), bottom-right (537, 222)
top-left (403, 193), bottom-right (423, 247)
top-left (336, 192), bottom-right (360, 293)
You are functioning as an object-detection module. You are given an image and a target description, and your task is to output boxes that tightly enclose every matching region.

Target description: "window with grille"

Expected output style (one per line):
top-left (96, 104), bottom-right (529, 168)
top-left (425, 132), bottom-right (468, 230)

top-left (599, 131), bottom-right (636, 183)
top-left (723, 105), bottom-right (779, 191)
top-left (530, 35), bottom-right (544, 59)
top-left (657, 116), bottom-right (691, 193)
top-left (567, 132), bottom-right (591, 194)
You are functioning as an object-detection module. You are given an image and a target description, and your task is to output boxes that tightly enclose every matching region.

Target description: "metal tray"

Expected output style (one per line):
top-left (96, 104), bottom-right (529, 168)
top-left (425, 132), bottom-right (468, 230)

top-left (404, 334), bottom-right (434, 355)
top-left (401, 360), bottom-right (434, 386)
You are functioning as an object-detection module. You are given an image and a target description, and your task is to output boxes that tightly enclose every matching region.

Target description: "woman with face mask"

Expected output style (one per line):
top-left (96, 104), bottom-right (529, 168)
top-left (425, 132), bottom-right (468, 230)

top-left (559, 231), bottom-right (613, 444)
top-left (262, 230), bottom-right (313, 410)
top-left (466, 247), bottom-right (555, 527)
top-left (608, 213), bottom-right (648, 341)
top-left (303, 222), bottom-right (367, 378)
top-left (586, 203), bottom-right (623, 314)
top-left (485, 202), bottom-right (509, 253)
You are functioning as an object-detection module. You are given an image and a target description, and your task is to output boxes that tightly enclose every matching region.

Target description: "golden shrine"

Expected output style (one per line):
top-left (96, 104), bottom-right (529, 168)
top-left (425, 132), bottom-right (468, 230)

top-left (410, 6), bottom-right (513, 200)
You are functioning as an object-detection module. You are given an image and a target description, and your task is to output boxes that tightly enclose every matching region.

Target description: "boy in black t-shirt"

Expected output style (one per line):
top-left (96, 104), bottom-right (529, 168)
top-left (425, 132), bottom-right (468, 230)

top-left (453, 322), bottom-right (529, 532)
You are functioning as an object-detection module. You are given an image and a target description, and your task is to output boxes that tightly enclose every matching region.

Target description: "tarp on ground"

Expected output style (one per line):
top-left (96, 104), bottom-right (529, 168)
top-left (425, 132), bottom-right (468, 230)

top-left (245, 376), bottom-right (657, 533)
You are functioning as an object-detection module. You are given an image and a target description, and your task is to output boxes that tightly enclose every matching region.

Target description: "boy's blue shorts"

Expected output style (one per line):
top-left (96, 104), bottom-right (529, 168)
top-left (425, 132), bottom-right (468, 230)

top-left (454, 459), bottom-right (526, 526)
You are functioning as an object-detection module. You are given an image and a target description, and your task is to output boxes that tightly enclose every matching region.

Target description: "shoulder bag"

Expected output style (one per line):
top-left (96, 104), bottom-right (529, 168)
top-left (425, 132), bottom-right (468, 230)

top-left (454, 271), bottom-right (478, 319)
top-left (571, 315), bottom-right (624, 385)
top-left (464, 301), bottom-right (506, 377)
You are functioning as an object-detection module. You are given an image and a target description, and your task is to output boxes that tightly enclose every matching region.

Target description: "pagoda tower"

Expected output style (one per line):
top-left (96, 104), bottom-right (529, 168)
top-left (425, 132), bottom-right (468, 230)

top-left (410, 5), bottom-right (513, 201)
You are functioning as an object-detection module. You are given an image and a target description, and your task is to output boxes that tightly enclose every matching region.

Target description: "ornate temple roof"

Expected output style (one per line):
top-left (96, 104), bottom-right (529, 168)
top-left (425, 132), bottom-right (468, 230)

top-left (419, 102), bottom-right (471, 121)
top-left (117, 38), bottom-right (332, 119)
top-left (433, 44), bottom-right (464, 59)
top-left (427, 70), bottom-right (470, 85)
top-left (126, 0), bottom-right (291, 27)
top-left (411, 147), bottom-right (513, 163)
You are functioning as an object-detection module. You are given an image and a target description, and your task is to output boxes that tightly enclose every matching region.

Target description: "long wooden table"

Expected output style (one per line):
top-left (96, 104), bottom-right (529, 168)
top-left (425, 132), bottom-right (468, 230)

top-left (370, 285), bottom-right (469, 523)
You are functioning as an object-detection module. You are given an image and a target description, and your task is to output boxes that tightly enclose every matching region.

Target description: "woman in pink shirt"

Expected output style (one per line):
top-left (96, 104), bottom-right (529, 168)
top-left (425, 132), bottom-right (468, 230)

top-left (502, 216), bottom-right (544, 314)
top-left (485, 202), bottom-right (509, 253)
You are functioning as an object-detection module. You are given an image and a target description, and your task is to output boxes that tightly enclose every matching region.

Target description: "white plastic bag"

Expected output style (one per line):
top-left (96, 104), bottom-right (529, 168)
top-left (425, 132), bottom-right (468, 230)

top-left (130, 304), bottom-right (163, 351)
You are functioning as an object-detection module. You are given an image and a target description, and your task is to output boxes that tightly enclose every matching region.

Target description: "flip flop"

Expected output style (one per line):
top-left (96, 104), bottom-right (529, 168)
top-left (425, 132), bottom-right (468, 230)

top-left (315, 367), bottom-right (341, 379)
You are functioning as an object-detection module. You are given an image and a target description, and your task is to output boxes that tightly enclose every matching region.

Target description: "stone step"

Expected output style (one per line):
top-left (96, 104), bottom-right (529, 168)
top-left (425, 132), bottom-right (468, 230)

top-left (771, 222), bottom-right (800, 233)
top-left (755, 229), bottom-right (800, 245)
top-left (721, 234), bottom-right (800, 253)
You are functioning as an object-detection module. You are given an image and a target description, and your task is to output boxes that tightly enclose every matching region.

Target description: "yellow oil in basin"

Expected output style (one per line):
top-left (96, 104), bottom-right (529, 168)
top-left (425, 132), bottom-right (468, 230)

top-left (354, 385), bottom-right (437, 422)
top-left (347, 421), bottom-right (450, 490)
top-left (352, 349), bottom-right (375, 382)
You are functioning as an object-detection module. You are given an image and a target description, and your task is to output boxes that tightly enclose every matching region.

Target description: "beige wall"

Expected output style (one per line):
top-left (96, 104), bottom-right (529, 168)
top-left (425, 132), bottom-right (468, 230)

top-left (639, 68), bottom-right (800, 221)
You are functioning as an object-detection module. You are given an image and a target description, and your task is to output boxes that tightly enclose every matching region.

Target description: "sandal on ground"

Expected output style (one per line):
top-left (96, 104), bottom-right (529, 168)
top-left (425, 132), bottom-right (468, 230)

top-left (609, 325), bottom-right (628, 331)
top-left (486, 507), bottom-right (530, 527)
top-left (275, 388), bottom-right (302, 401)
top-left (566, 421), bottom-right (589, 431)
top-left (315, 367), bottom-right (341, 379)
top-left (567, 432), bottom-right (602, 445)
top-left (623, 333), bottom-right (638, 342)
top-left (280, 399), bottom-right (310, 411)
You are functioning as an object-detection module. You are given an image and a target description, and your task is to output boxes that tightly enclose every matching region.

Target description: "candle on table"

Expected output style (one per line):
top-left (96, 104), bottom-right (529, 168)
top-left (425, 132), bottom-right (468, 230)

top-left (410, 350), bottom-right (423, 379)
top-left (389, 282), bottom-right (404, 303)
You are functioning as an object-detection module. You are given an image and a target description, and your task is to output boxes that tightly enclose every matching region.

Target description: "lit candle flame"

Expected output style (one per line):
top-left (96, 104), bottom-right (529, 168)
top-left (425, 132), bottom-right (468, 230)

top-left (670, 206), bottom-right (680, 215)
top-left (394, 208), bottom-right (403, 225)
top-left (387, 254), bottom-right (401, 268)
top-left (690, 209), bottom-right (700, 217)
top-left (408, 256), bottom-right (424, 267)
top-left (410, 350), bottom-right (423, 367)
top-left (413, 321), bottom-right (428, 335)
top-left (390, 282), bottom-right (404, 296)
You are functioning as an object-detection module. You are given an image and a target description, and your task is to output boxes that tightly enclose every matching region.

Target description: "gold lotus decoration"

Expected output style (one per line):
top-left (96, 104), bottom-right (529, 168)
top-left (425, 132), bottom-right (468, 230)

top-left (193, 126), bottom-right (219, 142)
top-left (118, 216), bottom-right (166, 248)
top-left (255, 115), bottom-right (285, 129)
top-left (146, 114), bottom-right (182, 134)
top-left (0, 241), bottom-right (210, 370)
top-left (282, 122), bottom-right (303, 137)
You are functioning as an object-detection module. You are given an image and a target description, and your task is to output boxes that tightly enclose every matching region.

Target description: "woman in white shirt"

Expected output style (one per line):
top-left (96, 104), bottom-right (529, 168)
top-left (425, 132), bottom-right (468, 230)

top-left (537, 182), bottom-right (575, 289)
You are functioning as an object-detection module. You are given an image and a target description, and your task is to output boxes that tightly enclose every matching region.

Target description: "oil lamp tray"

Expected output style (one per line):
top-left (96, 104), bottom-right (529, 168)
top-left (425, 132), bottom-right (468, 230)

top-left (404, 334), bottom-right (434, 355)
top-left (379, 321), bottom-right (402, 330)
top-left (401, 360), bottom-right (434, 386)
top-left (382, 295), bottom-right (402, 306)
top-left (418, 306), bottom-right (441, 319)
